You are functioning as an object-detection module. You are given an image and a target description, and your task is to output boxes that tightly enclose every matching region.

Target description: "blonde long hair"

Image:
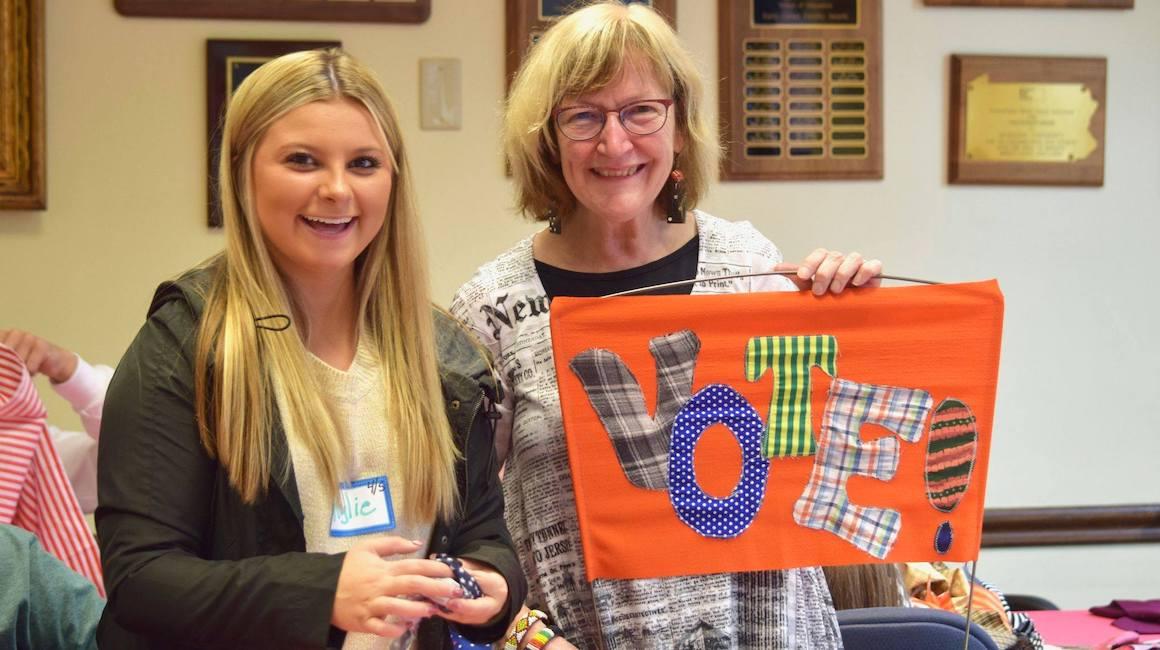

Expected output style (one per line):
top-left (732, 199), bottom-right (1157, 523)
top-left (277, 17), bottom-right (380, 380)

top-left (823, 564), bottom-right (906, 611)
top-left (193, 49), bottom-right (458, 522)
top-left (504, 0), bottom-right (718, 222)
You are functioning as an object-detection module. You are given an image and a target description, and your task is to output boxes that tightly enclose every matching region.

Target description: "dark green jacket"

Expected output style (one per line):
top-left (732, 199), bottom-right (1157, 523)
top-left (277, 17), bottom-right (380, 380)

top-left (96, 266), bottom-right (525, 649)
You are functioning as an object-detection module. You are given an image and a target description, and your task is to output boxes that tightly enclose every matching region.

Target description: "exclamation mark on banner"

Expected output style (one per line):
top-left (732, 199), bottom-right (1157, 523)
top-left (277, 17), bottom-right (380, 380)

top-left (923, 398), bottom-right (979, 554)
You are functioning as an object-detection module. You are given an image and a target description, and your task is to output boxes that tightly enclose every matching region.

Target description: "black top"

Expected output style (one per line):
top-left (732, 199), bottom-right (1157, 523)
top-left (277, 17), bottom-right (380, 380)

top-left (535, 234), bottom-right (700, 299)
top-left (96, 264), bottom-right (525, 650)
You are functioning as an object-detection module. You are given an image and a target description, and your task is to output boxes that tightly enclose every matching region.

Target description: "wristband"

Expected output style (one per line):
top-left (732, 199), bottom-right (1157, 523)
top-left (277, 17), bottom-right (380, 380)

top-left (503, 609), bottom-right (547, 650)
top-left (526, 627), bottom-right (556, 649)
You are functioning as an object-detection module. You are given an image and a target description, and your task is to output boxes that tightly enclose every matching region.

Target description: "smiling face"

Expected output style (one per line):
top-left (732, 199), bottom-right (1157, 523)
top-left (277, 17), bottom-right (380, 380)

top-left (250, 98), bottom-right (392, 286)
top-left (556, 61), bottom-right (683, 228)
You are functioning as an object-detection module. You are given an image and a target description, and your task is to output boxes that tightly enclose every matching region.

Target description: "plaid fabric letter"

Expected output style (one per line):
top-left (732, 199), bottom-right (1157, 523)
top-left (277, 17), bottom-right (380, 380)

top-left (569, 330), bottom-right (700, 489)
top-left (793, 378), bottom-right (932, 559)
top-left (745, 335), bottom-right (838, 458)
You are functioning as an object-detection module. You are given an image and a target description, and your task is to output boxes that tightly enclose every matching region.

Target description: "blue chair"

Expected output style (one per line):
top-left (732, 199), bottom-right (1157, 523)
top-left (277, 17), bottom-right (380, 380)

top-left (837, 607), bottom-right (1000, 650)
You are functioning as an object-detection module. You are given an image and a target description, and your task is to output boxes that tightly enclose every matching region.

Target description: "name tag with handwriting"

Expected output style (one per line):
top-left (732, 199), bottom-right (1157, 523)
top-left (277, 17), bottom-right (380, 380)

top-left (330, 475), bottom-right (395, 537)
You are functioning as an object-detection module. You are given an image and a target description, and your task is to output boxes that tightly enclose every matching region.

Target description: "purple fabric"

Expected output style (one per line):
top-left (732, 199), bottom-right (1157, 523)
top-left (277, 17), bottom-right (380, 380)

top-left (1089, 600), bottom-right (1160, 634)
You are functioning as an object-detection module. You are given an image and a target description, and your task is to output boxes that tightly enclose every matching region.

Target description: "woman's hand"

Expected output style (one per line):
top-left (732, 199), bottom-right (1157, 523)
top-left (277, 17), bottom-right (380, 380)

top-left (437, 557), bottom-right (509, 626)
top-left (777, 248), bottom-right (883, 295)
top-left (0, 329), bottom-right (78, 383)
top-left (331, 537), bottom-right (460, 637)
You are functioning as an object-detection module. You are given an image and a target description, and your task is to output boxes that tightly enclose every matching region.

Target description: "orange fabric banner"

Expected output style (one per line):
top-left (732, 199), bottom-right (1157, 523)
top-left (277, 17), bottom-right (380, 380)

top-left (550, 281), bottom-right (1004, 581)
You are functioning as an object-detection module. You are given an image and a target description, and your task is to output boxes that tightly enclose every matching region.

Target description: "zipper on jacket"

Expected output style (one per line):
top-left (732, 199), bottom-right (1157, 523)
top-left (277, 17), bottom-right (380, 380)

top-left (461, 391), bottom-right (485, 502)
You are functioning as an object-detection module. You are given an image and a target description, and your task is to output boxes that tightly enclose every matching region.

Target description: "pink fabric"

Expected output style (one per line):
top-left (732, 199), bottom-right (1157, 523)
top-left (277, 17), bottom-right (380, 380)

top-left (1024, 609), bottom-right (1160, 647)
top-left (0, 344), bottom-right (105, 596)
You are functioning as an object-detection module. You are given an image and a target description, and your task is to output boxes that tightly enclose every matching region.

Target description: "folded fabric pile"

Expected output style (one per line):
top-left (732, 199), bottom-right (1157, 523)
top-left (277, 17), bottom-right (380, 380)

top-left (1090, 599), bottom-right (1160, 634)
top-left (903, 561), bottom-right (1044, 650)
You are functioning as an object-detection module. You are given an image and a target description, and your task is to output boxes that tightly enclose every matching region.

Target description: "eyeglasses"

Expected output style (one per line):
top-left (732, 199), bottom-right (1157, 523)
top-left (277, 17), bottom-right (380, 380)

top-left (553, 99), bottom-right (674, 141)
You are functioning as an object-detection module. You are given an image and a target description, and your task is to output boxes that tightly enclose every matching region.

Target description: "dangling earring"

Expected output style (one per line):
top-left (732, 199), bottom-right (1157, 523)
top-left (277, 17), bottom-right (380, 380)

top-left (546, 208), bottom-right (561, 234)
top-left (666, 169), bottom-right (687, 224)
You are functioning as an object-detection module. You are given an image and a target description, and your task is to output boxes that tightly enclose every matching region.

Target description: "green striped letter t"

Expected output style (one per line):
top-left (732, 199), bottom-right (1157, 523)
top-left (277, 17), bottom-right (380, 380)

top-left (745, 335), bottom-right (838, 458)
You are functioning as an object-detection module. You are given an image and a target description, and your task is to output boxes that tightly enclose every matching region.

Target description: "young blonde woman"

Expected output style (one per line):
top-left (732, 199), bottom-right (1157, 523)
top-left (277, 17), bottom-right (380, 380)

top-left (97, 49), bottom-right (525, 649)
top-left (453, 2), bottom-right (882, 648)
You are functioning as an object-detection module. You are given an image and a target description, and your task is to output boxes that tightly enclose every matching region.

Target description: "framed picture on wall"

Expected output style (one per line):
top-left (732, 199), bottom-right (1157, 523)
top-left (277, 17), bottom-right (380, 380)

top-left (117, 0), bottom-right (431, 23)
top-left (205, 39), bottom-right (341, 228)
top-left (947, 54), bottom-right (1106, 186)
top-left (1, 0), bottom-right (45, 210)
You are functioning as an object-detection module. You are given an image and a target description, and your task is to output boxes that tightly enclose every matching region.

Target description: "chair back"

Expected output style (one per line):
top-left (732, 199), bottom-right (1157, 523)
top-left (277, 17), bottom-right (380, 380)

top-left (837, 607), bottom-right (1001, 650)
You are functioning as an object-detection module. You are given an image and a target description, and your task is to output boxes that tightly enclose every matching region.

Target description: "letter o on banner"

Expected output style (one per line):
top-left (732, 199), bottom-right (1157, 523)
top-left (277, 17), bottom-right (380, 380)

top-left (668, 384), bottom-right (771, 538)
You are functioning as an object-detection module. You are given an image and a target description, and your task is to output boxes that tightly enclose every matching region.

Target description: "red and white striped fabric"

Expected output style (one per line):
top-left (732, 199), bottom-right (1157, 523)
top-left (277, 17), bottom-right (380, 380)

top-left (0, 343), bottom-right (105, 596)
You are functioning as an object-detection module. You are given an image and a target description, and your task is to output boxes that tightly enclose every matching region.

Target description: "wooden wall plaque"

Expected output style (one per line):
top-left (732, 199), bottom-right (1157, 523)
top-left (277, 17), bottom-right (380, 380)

top-left (718, 0), bottom-right (882, 181)
top-left (948, 55), bottom-right (1106, 186)
top-left (115, 0), bottom-right (431, 23)
top-left (505, 0), bottom-right (676, 90)
top-left (924, 0), bottom-right (1132, 8)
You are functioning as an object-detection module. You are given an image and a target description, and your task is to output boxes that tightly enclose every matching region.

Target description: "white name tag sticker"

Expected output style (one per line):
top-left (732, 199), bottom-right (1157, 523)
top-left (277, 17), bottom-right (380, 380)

top-left (330, 475), bottom-right (396, 537)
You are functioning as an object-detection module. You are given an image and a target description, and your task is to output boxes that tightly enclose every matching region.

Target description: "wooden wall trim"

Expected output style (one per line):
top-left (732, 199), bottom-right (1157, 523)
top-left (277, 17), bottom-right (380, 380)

top-left (982, 504), bottom-right (1160, 547)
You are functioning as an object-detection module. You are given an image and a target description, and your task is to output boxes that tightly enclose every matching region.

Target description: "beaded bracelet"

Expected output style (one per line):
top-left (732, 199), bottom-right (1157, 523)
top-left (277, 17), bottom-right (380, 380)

top-left (526, 627), bottom-right (557, 649)
top-left (503, 609), bottom-right (548, 650)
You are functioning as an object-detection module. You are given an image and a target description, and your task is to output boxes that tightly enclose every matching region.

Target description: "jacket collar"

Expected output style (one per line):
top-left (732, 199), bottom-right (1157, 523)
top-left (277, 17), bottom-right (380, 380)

top-left (149, 263), bottom-right (497, 529)
top-left (150, 261), bottom-right (306, 524)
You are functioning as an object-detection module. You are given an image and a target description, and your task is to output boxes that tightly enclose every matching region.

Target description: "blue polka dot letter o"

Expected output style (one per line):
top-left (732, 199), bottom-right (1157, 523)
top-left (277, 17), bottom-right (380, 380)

top-left (668, 384), bottom-right (771, 538)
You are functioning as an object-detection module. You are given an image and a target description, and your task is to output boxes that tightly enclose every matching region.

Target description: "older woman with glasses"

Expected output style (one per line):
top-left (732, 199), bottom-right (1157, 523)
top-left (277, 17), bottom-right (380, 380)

top-left (451, 2), bottom-right (880, 648)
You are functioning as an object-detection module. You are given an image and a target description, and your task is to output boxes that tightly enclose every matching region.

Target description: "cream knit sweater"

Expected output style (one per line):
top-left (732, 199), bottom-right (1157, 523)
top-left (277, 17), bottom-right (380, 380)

top-left (285, 339), bottom-right (434, 650)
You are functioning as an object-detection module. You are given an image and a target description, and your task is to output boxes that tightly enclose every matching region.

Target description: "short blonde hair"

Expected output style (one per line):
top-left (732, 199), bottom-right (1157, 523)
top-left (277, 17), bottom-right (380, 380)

top-left (504, 1), bottom-right (717, 222)
top-left (196, 49), bottom-right (458, 521)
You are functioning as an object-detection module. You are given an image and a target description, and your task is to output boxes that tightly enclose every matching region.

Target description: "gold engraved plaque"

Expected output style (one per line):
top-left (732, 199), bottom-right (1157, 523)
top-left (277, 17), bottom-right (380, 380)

top-left (948, 55), bottom-right (1106, 186)
top-left (965, 75), bottom-right (1099, 163)
top-left (720, 0), bottom-right (882, 180)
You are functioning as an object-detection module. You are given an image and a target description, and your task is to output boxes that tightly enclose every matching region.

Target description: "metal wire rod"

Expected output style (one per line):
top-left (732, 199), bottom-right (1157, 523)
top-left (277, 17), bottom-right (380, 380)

top-left (963, 559), bottom-right (979, 650)
top-left (600, 271), bottom-right (940, 298)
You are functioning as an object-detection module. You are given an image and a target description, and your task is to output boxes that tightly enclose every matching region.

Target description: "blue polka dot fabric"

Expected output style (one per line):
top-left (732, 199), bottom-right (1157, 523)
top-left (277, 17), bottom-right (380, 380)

top-left (668, 384), bottom-right (771, 538)
top-left (449, 627), bottom-right (491, 649)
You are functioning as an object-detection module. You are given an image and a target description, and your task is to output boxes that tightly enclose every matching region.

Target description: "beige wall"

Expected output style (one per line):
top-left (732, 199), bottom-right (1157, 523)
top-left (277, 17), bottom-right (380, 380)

top-left (1, 0), bottom-right (1157, 607)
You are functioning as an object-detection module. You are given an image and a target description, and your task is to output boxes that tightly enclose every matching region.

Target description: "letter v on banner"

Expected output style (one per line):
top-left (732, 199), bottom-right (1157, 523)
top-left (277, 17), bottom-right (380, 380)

top-left (550, 281), bottom-right (1003, 582)
top-left (569, 330), bottom-right (701, 489)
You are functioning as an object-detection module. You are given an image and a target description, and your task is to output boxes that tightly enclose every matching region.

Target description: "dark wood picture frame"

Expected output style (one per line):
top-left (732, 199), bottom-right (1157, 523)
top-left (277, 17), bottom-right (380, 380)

top-left (205, 39), bottom-right (341, 228)
top-left (948, 54), bottom-right (1106, 186)
top-left (1, 0), bottom-right (46, 210)
top-left (504, 0), bottom-right (677, 90)
top-left (718, 0), bottom-right (883, 181)
top-left (116, 0), bottom-right (431, 23)
top-left (924, 0), bottom-right (1131, 8)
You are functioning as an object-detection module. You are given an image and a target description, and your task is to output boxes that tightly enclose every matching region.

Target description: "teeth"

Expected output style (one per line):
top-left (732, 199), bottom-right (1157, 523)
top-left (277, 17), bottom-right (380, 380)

top-left (594, 165), bottom-right (641, 177)
top-left (303, 215), bottom-right (353, 225)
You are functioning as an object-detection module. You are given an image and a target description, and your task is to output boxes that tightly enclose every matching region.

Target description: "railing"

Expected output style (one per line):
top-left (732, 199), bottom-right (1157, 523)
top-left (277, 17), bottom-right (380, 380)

top-left (982, 504), bottom-right (1160, 547)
